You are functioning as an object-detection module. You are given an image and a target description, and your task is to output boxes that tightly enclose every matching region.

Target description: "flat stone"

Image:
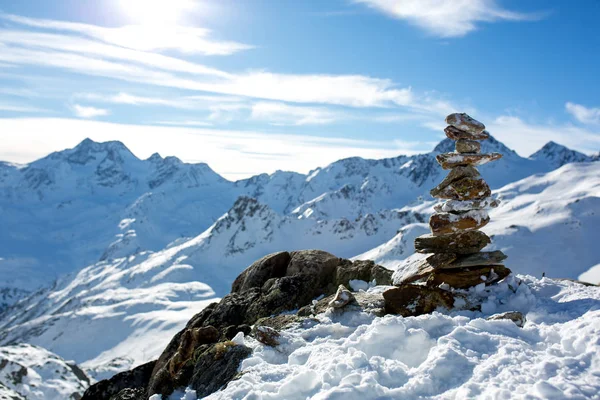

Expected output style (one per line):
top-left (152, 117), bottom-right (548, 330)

top-left (427, 265), bottom-right (512, 289)
top-left (307, 291), bottom-right (386, 317)
top-left (434, 198), bottom-right (500, 213)
top-left (456, 139), bottom-right (481, 153)
top-left (430, 166), bottom-right (480, 196)
top-left (440, 251), bottom-right (508, 269)
top-left (436, 152), bottom-right (503, 170)
top-left (392, 253), bottom-right (457, 285)
top-left (487, 311), bottom-right (526, 327)
top-left (445, 113), bottom-right (485, 134)
top-left (414, 231), bottom-right (491, 254)
top-left (383, 284), bottom-right (455, 317)
top-left (445, 126), bottom-right (490, 141)
top-left (431, 177), bottom-right (491, 201)
top-left (429, 210), bottom-right (490, 235)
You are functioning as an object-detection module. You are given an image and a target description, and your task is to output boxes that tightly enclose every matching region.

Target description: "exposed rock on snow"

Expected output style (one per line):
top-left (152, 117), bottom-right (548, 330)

top-left (487, 311), bottom-right (526, 327)
top-left (383, 284), bottom-right (456, 317)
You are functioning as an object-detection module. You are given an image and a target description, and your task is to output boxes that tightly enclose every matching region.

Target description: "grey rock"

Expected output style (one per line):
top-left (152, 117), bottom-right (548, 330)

top-left (414, 231), bottom-right (491, 254)
top-left (81, 361), bottom-right (156, 400)
top-left (329, 285), bottom-right (356, 309)
top-left (445, 113), bottom-right (485, 135)
top-left (456, 139), bottom-right (481, 153)
top-left (441, 251), bottom-right (508, 269)
top-left (392, 253), bottom-right (457, 285)
top-left (487, 311), bottom-right (526, 327)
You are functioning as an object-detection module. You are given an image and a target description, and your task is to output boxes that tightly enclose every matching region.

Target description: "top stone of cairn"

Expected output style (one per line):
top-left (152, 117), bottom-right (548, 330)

top-left (445, 113), bottom-right (485, 135)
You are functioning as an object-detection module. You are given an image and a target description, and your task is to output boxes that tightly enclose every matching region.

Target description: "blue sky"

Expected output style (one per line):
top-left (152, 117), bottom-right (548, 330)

top-left (0, 0), bottom-right (599, 178)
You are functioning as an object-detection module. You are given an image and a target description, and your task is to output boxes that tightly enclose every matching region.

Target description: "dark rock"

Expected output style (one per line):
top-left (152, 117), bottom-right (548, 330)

top-left (383, 285), bottom-right (455, 317)
top-left (231, 251), bottom-right (291, 293)
top-left (81, 361), bottom-right (156, 400)
top-left (430, 166), bottom-right (481, 197)
top-left (415, 231), bottom-right (491, 254)
top-left (109, 388), bottom-right (146, 400)
top-left (487, 311), bottom-right (526, 327)
top-left (456, 139), bottom-right (481, 153)
top-left (286, 250), bottom-right (342, 287)
top-left (392, 253), bottom-right (457, 285)
top-left (436, 152), bottom-right (502, 170)
top-left (441, 251), bottom-right (508, 269)
top-left (429, 211), bottom-right (490, 235)
top-left (167, 326), bottom-right (219, 379)
top-left (224, 325), bottom-right (252, 340)
top-left (445, 113), bottom-right (485, 134)
top-left (334, 259), bottom-right (393, 287)
top-left (255, 314), bottom-right (305, 331)
top-left (427, 265), bottom-right (512, 289)
top-left (445, 125), bottom-right (490, 140)
top-left (190, 343), bottom-right (252, 398)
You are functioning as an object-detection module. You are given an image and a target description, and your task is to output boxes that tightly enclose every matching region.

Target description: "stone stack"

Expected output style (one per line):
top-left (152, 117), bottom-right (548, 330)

top-left (402, 113), bottom-right (511, 290)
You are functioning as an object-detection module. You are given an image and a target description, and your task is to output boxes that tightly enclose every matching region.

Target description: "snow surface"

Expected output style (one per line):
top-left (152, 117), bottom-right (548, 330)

top-left (156, 275), bottom-right (600, 400)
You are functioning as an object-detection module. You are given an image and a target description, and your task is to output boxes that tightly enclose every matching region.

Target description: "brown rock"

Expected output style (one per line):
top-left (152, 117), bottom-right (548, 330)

top-left (487, 311), bottom-right (526, 327)
top-left (441, 251), bottom-right (507, 269)
top-left (231, 251), bottom-right (290, 293)
top-left (430, 166), bottom-right (480, 196)
top-left (444, 126), bottom-right (490, 141)
top-left (414, 231), bottom-right (491, 254)
top-left (383, 284), bottom-right (455, 317)
top-left (253, 326), bottom-right (281, 347)
top-left (427, 265), bottom-right (511, 289)
top-left (392, 253), bottom-right (457, 285)
top-left (429, 210), bottom-right (490, 235)
top-left (445, 113), bottom-right (485, 134)
top-left (436, 152), bottom-right (502, 170)
top-left (431, 177), bottom-right (491, 201)
top-left (434, 198), bottom-right (500, 213)
top-left (456, 139), bottom-right (481, 153)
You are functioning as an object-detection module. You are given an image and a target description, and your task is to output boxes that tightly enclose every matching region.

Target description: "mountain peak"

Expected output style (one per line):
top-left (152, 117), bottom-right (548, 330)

top-left (65, 138), bottom-right (136, 165)
top-left (530, 140), bottom-right (591, 168)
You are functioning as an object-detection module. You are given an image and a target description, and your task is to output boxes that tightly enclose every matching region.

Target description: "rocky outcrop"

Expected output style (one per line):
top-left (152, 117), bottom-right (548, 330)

top-left (87, 250), bottom-right (393, 399)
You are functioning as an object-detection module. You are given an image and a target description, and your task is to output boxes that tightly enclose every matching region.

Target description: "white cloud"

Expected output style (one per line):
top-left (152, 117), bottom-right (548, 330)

top-left (488, 115), bottom-right (600, 156)
top-left (251, 102), bottom-right (342, 125)
top-left (1, 14), bottom-right (252, 55)
top-left (0, 104), bottom-right (49, 113)
top-left (0, 118), bottom-right (428, 179)
top-left (72, 104), bottom-right (110, 118)
top-left (355, 0), bottom-right (543, 37)
top-left (566, 102), bottom-right (600, 125)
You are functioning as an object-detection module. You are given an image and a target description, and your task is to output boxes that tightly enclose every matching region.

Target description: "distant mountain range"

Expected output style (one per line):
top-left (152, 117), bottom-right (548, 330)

top-left (0, 135), bottom-right (598, 386)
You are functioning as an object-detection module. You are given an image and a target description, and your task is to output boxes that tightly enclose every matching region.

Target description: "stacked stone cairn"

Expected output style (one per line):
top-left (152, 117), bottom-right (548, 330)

top-left (397, 113), bottom-right (511, 291)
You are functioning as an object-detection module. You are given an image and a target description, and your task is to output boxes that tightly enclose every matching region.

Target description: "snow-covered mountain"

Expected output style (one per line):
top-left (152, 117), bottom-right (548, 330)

top-left (1, 136), bottom-right (593, 304)
top-left (0, 343), bottom-right (89, 399)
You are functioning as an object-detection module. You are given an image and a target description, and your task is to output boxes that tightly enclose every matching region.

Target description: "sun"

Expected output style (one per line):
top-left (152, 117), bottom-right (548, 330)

top-left (118, 0), bottom-right (197, 26)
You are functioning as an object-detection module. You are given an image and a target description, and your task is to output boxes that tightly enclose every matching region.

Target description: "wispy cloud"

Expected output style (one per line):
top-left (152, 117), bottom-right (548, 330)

top-left (0, 118), bottom-right (430, 179)
top-left (251, 102), bottom-right (342, 125)
top-left (72, 104), bottom-right (110, 118)
top-left (1, 13), bottom-right (252, 55)
top-left (355, 0), bottom-right (545, 37)
top-left (0, 104), bottom-right (49, 113)
top-left (566, 102), bottom-right (600, 125)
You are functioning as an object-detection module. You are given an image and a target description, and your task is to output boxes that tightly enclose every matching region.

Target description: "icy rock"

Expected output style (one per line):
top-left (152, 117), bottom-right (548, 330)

top-left (487, 311), bottom-right (527, 327)
top-left (427, 265), bottom-right (512, 289)
top-left (445, 113), bottom-right (486, 135)
top-left (309, 291), bottom-right (386, 316)
top-left (383, 284), bottom-right (455, 317)
top-left (436, 152), bottom-right (503, 170)
top-left (434, 198), bottom-right (500, 213)
top-left (414, 231), bottom-right (491, 254)
top-left (440, 251), bottom-right (508, 269)
top-left (429, 210), bottom-right (490, 235)
top-left (456, 139), bottom-right (481, 153)
top-left (328, 284), bottom-right (356, 309)
top-left (445, 125), bottom-right (491, 140)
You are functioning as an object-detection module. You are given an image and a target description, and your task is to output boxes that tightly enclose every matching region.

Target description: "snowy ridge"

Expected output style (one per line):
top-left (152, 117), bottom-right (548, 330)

top-left (0, 343), bottom-right (89, 399)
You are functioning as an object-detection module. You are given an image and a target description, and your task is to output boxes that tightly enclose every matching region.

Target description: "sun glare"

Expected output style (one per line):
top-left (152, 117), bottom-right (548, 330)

top-left (118, 0), bottom-right (197, 26)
